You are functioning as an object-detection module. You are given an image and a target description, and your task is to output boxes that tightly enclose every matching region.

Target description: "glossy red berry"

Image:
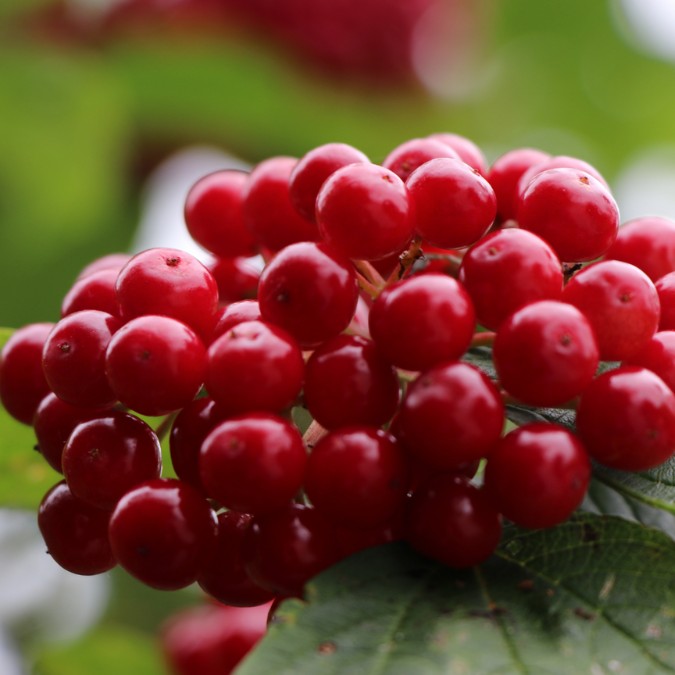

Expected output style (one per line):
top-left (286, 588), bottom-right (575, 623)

top-left (484, 424), bottom-right (590, 529)
top-left (304, 427), bottom-right (409, 529)
top-left (316, 163), bottom-right (414, 261)
top-left (200, 413), bottom-right (307, 515)
top-left (562, 260), bottom-right (660, 361)
top-left (208, 256), bottom-right (260, 304)
top-left (406, 474), bottom-right (501, 568)
top-left (205, 320), bottom-right (304, 415)
top-left (624, 331), bottom-right (675, 393)
top-left (38, 481), bottom-right (116, 576)
top-left (62, 410), bottom-right (162, 510)
top-left (493, 301), bottom-right (599, 406)
top-left (303, 334), bottom-right (399, 430)
top-left (76, 253), bottom-right (130, 280)
top-left (576, 366), bottom-right (675, 471)
top-left (517, 168), bottom-right (619, 262)
top-left (108, 478), bottom-right (217, 590)
top-left (407, 157), bottom-right (497, 249)
top-left (396, 362), bottom-right (504, 470)
top-left (244, 156), bottom-right (319, 251)
top-left (289, 142), bottom-right (370, 222)
top-left (382, 137), bottom-right (460, 182)
top-left (61, 268), bottom-right (120, 317)
top-left (42, 310), bottom-right (121, 409)
top-left (258, 241), bottom-right (358, 348)
top-left (116, 247), bottom-right (219, 341)
top-left (516, 154), bottom-right (609, 197)
top-left (0, 322), bottom-right (54, 424)
top-left (184, 169), bottom-right (258, 258)
top-left (369, 273), bottom-right (475, 371)
top-left (458, 228), bottom-right (563, 330)
top-left (105, 315), bottom-right (207, 416)
top-left (428, 132), bottom-right (488, 175)
top-left (212, 300), bottom-right (261, 339)
top-left (656, 272), bottom-right (675, 330)
top-left (198, 511), bottom-right (275, 607)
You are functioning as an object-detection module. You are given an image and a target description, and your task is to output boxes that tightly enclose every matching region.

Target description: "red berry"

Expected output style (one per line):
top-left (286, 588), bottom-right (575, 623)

top-left (406, 474), bottom-right (501, 568)
top-left (656, 272), bottom-right (675, 331)
top-left (576, 366), bottom-right (675, 471)
top-left (303, 334), bottom-right (399, 430)
top-left (205, 320), bottom-right (304, 415)
top-left (208, 256), bottom-right (260, 304)
top-left (493, 300), bottom-right (599, 407)
top-left (382, 137), bottom-right (460, 182)
top-left (184, 169), bottom-right (258, 258)
top-left (62, 410), bottom-right (162, 510)
top-left (517, 154), bottom-right (609, 198)
top-left (108, 478), bottom-right (218, 590)
top-left (76, 253), bottom-right (131, 280)
top-left (105, 315), bottom-right (207, 416)
top-left (212, 300), bottom-right (261, 339)
top-left (484, 424), bottom-right (590, 529)
top-left (200, 413), bottom-right (307, 515)
top-left (369, 274), bottom-right (475, 371)
top-left (458, 228), bottom-right (563, 330)
top-left (38, 481), bottom-right (116, 576)
top-left (61, 268), bottom-right (121, 318)
top-left (258, 241), bottom-right (358, 349)
top-left (428, 132), bottom-right (488, 175)
top-left (316, 163), bottom-right (414, 261)
top-left (407, 157), bottom-right (496, 249)
top-left (624, 331), bottom-right (675, 393)
top-left (0, 322), bottom-right (54, 424)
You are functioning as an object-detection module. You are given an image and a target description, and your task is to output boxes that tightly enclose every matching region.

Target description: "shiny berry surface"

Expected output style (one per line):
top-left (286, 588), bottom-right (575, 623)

top-left (382, 137), bottom-right (459, 182)
top-left (61, 268), bottom-right (120, 317)
top-left (624, 331), bottom-right (675, 393)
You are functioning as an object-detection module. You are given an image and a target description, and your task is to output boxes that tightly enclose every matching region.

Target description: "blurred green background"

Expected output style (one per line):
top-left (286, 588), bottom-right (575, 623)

top-left (2, 0), bottom-right (675, 673)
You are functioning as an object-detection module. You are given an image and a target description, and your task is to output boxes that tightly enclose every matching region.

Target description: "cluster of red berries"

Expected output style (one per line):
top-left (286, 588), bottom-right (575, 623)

top-left (3, 134), bottom-right (675, 610)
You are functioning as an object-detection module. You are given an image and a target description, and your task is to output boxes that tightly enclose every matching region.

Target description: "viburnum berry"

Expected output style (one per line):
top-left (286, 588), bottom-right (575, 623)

top-left (198, 511), bottom-right (275, 607)
top-left (368, 273), bottom-right (475, 371)
top-left (184, 169), bottom-right (258, 258)
top-left (212, 300), bottom-right (261, 339)
top-left (396, 361), bottom-right (504, 470)
top-left (304, 426), bottom-right (410, 529)
top-left (105, 315), bottom-right (207, 416)
top-left (516, 154), bottom-right (609, 198)
top-left (656, 272), bottom-right (675, 330)
top-left (205, 320), bottom-right (304, 415)
top-left (199, 413), bottom-right (307, 515)
top-left (257, 241), bottom-right (358, 348)
top-left (61, 268), bottom-right (121, 318)
top-left (576, 366), bottom-right (675, 471)
top-left (289, 142), bottom-right (370, 222)
top-left (0, 322), bottom-right (54, 425)
top-left (428, 132), bottom-right (488, 175)
top-left (316, 162), bottom-right (414, 261)
top-left (115, 247), bottom-right (219, 341)
top-left (38, 481), bottom-right (116, 576)
top-left (493, 300), bottom-right (599, 407)
top-left (458, 228), bottom-right (563, 330)
top-left (516, 168), bottom-right (620, 262)
top-left (303, 334), bottom-right (399, 430)
top-left (62, 410), bottom-right (162, 510)
top-left (624, 331), bottom-right (675, 393)
top-left (603, 216), bottom-right (675, 282)
top-left (381, 137), bottom-right (460, 182)
top-left (42, 310), bottom-right (121, 409)
top-left (407, 157), bottom-right (497, 249)
top-left (406, 474), bottom-right (502, 569)
top-left (483, 424), bottom-right (591, 529)
top-left (243, 156), bottom-right (319, 251)
top-left (108, 478), bottom-right (218, 590)
top-left (561, 260), bottom-right (660, 361)
top-left (76, 252), bottom-right (130, 280)
top-left (208, 256), bottom-right (260, 304)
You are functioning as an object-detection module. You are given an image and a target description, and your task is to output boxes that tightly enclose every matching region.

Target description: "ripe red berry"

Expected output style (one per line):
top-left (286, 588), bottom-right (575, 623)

top-left (0, 322), bottom-right (54, 424)
top-left (406, 157), bottom-right (497, 249)
top-left (303, 334), bottom-right (399, 430)
top-left (212, 300), bottom-right (261, 339)
top-left (62, 410), bottom-right (162, 510)
top-left (316, 163), bottom-right (414, 261)
top-left (517, 168), bottom-right (619, 262)
top-left (624, 331), bottom-right (675, 393)
top-left (576, 366), bottom-right (675, 471)
top-left (562, 260), bottom-right (660, 361)
top-left (493, 301), bottom-right (599, 407)
top-left (304, 426), bottom-right (410, 529)
top-left (258, 241), bottom-right (358, 348)
top-left (108, 478), bottom-right (218, 590)
top-left (516, 154), bottom-right (609, 198)
top-left (38, 481), bottom-right (116, 576)
top-left (200, 413), bottom-right (307, 515)
top-left (61, 268), bottom-right (121, 318)
top-left (428, 132), bottom-right (488, 176)
top-left (484, 424), bottom-right (591, 529)
top-left (458, 228), bottom-right (563, 330)
top-left (656, 272), bottom-right (675, 331)
top-left (406, 474), bottom-right (502, 568)
top-left (105, 315), bottom-right (207, 416)
top-left (369, 274), bottom-right (475, 371)
top-left (116, 247), bottom-right (219, 341)
top-left (205, 320), bottom-right (304, 415)
top-left (184, 169), bottom-right (258, 258)
top-left (382, 137), bottom-right (460, 182)
top-left (396, 362), bottom-right (504, 470)
top-left (76, 253), bottom-right (130, 280)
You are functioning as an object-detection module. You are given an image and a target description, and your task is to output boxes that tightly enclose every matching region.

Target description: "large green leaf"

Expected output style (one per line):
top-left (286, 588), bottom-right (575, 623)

top-left (238, 515), bottom-right (675, 675)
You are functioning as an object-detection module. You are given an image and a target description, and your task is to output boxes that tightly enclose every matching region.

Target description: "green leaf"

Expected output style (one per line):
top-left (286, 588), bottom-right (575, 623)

top-left (239, 515), bottom-right (675, 675)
